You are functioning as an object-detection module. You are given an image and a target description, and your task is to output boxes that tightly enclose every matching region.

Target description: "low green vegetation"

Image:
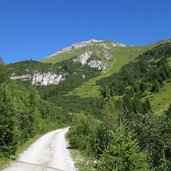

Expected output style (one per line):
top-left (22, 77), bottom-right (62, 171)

top-left (148, 80), bottom-right (171, 114)
top-left (71, 149), bottom-right (96, 171)
top-left (42, 48), bottom-right (84, 64)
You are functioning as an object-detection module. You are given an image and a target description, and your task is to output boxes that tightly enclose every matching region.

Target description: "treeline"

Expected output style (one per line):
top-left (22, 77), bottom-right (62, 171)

top-left (68, 42), bottom-right (171, 170)
top-left (0, 62), bottom-right (71, 159)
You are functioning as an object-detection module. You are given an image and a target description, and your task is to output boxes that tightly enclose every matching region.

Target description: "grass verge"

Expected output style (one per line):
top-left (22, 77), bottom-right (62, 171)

top-left (70, 149), bottom-right (96, 171)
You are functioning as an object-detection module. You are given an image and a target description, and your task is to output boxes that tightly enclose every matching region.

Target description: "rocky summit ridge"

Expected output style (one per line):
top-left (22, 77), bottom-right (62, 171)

top-left (45, 39), bottom-right (126, 59)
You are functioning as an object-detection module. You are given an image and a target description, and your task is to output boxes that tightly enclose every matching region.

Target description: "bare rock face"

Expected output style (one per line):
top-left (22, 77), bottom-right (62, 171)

top-left (103, 49), bottom-right (111, 61)
top-left (100, 43), bottom-right (111, 49)
top-left (73, 51), bottom-right (107, 70)
top-left (71, 39), bottom-right (103, 50)
top-left (32, 72), bottom-right (66, 85)
top-left (46, 39), bottom-right (103, 58)
top-left (11, 72), bottom-right (66, 86)
top-left (112, 42), bottom-right (126, 47)
top-left (88, 60), bottom-right (107, 71)
top-left (73, 51), bottom-right (92, 65)
top-left (46, 39), bottom-right (126, 58)
top-left (44, 39), bottom-right (126, 60)
top-left (11, 75), bottom-right (32, 81)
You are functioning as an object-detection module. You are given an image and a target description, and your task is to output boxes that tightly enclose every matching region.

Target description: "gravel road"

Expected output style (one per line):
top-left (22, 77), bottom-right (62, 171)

top-left (3, 128), bottom-right (76, 171)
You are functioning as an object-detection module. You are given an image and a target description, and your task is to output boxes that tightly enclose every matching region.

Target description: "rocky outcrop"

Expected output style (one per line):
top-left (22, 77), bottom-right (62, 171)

top-left (103, 49), bottom-right (111, 61)
top-left (11, 72), bottom-right (66, 85)
top-left (44, 39), bottom-right (126, 60)
top-left (46, 39), bottom-right (103, 58)
top-left (73, 51), bottom-right (92, 65)
top-left (31, 72), bottom-right (66, 85)
top-left (43, 39), bottom-right (127, 62)
top-left (73, 51), bottom-right (107, 70)
top-left (88, 60), bottom-right (107, 71)
top-left (112, 42), bottom-right (126, 47)
top-left (71, 39), bottom-right (103, 50)
top-left (100, 43), bottom-right (111, 49)
top-left (11, 75), bottom-right (32, 81)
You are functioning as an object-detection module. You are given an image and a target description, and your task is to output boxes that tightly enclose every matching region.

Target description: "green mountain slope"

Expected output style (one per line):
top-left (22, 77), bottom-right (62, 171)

top-left (67, 45), bottom-right (154, 97)
top-left (8, 39), bottom-right (170, 115)
top-left (42, 40), bottom-right (125, 64)
top-left (98, 41), bottom-right (171, 115)
top-left (41, 40), bottom-right (154, 97)
top-left (2, 38), bottom-right (171, 170)
top-left (149, 80), bottom-right (171, 114)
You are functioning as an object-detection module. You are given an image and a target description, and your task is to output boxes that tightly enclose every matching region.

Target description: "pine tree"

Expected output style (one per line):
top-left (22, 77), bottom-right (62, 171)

top-left (98, 125), bottom-right (149, 171)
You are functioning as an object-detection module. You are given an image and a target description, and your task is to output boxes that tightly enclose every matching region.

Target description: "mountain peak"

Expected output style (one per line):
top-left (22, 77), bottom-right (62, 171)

top-left (80, 38), bottom-right (104, 43)
top-left (45, 39), bottom-right (126, 59)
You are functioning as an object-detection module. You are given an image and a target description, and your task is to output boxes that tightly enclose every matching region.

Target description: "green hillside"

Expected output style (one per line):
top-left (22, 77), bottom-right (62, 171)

top-left (148, 79), bottom-right (171, 114)
top-left (7, 40), bottom-right (171, 116)
top-left (67, 45), bottom-right (154, 97)
top-left (98, 41), bottom-right (171, 115)
top-left (42, 41), bottom-right (122, 64)
top-left (41, 40), bottom-right (154, 97)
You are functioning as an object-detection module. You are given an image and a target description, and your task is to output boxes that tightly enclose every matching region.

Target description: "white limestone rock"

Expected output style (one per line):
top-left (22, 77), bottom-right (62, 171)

top-left (100, 43), bottom-right (111, 49)
top-left (73, 51), bottom-right (107, 70)
top-left (11, 75), bottom-right (32, 81)
top-left (73, 51), bottom-right (92, 65)
top-left (11, 72), bottom-right (66, 86)
top-left (32, 72), bottom-right (65, 85)
top-left (112, 42), bottom-right (126, 47)
top-left (103, 49), bottom-right (111, 61)
top-left (44, 39), bottom-right (126, 60)
top-left (88, 60), bottom-right (107, 71)
top-left (71, 39), bottom-right (102, 49)
top-left (45, 39), bottom-right (103, 58)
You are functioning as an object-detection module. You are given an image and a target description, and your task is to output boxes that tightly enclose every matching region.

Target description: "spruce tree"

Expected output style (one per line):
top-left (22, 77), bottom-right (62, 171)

top-left (98, 126), bottom-right (149, 171)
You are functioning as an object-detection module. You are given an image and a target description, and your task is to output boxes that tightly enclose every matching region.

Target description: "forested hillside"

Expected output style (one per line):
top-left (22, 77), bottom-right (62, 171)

top-left (98, 41), bottom-right (171, 114)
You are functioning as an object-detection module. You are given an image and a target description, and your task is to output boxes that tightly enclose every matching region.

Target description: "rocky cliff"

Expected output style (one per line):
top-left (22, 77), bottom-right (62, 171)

top-left (11, 72), bottom-right (67, 85)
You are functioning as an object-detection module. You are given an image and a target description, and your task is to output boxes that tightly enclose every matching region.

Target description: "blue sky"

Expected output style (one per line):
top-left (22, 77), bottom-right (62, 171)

top-left (0, 0), bottom-right (171, 63)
